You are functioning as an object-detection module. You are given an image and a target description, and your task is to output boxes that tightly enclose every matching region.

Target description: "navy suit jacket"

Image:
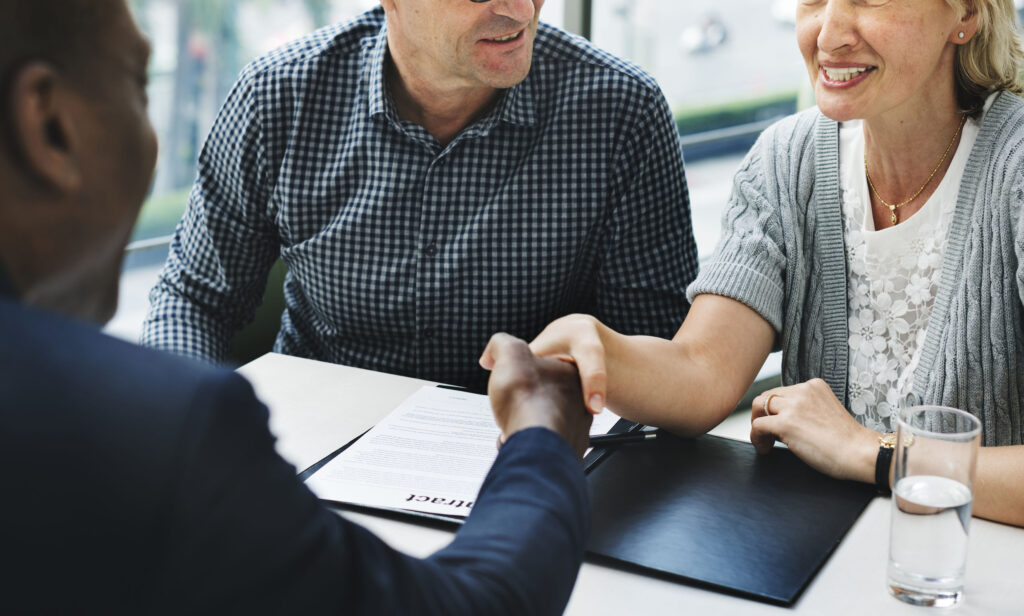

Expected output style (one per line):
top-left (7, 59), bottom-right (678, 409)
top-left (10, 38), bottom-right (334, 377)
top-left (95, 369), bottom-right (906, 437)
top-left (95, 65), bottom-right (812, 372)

top-left (0, 272), bottom-right (589, 615)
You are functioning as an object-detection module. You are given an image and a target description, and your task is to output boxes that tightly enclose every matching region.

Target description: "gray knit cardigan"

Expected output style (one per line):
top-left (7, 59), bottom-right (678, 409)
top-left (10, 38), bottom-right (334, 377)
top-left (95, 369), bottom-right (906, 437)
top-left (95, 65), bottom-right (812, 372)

top-left (688, 91), bottom-right (1024, 446)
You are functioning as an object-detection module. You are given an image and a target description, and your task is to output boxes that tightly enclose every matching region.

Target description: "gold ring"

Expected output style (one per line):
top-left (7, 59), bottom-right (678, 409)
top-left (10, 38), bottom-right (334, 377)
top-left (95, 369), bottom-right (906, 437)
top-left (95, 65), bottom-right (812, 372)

top-left (764, 394), bottom-right (779, 417)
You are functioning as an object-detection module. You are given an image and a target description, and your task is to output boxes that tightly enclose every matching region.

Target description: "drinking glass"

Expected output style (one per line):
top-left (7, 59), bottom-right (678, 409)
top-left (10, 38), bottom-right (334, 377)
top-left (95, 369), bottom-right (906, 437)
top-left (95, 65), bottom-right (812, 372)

top-left (887, 405), bottom-right (981, 607)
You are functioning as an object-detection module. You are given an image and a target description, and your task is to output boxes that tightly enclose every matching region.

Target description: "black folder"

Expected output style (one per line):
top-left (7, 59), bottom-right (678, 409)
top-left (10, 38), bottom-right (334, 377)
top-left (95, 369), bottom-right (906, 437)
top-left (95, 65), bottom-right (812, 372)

top-left (303, 418), bottom-right (876, 606)
top-left (584, 432), bottom-right (876, 605)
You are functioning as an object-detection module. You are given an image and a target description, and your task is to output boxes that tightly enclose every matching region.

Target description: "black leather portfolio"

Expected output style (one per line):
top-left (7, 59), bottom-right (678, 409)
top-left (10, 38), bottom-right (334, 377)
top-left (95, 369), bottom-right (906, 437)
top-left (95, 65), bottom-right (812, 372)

top-left (584, 432), bottom-right (876, 606)
top-left (302, 398), bottom-right (876, 606)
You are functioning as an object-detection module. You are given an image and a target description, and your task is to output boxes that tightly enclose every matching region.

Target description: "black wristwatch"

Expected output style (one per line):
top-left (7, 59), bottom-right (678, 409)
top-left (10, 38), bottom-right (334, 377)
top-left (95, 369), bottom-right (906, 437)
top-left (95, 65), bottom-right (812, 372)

top-left (875, 432), bottom-right (897, 495)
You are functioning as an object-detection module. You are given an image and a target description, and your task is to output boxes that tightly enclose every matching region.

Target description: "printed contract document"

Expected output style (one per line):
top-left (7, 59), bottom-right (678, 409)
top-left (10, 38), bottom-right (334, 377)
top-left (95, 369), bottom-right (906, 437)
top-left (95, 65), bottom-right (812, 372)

top-left (306, 386), bottom-right (620, 517)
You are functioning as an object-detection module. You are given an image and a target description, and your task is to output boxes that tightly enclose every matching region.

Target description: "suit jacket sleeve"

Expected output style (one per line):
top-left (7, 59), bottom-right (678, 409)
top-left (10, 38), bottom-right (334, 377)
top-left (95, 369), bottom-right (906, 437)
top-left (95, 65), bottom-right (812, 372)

top-left (152, 373), bottom-right (589, 615)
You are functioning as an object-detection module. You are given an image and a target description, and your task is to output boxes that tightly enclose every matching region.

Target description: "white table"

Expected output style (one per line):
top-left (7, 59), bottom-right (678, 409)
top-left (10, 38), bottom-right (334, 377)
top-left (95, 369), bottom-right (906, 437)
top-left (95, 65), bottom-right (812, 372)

top-left (240, 353), bottom-right (1022, 615)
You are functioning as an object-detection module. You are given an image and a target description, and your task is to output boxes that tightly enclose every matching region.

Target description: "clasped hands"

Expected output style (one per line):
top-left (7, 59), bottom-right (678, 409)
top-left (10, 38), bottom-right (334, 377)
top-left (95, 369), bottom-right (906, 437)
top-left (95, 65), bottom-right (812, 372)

top-left (480, 333), bottom-right (593, 461)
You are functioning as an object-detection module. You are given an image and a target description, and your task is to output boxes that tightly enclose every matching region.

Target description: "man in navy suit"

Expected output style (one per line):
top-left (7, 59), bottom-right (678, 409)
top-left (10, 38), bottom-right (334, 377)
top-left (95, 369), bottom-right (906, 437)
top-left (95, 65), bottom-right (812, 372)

top-left (0, 1), bottom-right (592, 613)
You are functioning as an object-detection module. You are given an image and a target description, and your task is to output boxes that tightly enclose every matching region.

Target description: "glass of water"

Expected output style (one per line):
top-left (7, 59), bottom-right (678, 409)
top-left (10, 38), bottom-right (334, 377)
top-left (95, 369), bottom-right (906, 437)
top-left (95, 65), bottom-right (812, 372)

top-left (887, 405), bottom-right (981, 607)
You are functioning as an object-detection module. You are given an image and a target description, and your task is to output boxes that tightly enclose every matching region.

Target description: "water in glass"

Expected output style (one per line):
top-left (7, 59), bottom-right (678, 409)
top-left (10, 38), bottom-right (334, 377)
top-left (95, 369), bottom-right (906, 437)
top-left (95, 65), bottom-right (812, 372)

top-left (888, 474), bottom-right (972, 606)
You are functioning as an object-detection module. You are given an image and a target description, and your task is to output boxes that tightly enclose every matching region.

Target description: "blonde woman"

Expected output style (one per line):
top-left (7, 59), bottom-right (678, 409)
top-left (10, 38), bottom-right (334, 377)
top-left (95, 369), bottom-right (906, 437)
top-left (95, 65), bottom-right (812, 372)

top-left (491, 0), bottom-right (1024, 527)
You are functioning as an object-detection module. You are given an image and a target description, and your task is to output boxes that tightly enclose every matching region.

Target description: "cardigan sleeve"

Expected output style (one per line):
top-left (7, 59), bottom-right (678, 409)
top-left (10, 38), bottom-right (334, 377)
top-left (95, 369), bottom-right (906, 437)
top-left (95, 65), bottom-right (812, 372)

top-left (1014, 170), bottom-right (1024, 308)
top-left (685, 124), bottom-right (791, 334)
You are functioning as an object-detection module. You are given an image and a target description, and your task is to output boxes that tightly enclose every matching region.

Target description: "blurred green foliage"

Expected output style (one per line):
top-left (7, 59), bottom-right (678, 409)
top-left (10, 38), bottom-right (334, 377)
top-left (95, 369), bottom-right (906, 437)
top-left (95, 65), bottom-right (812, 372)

top-left (132, 188), bottom-right (189, 242)
top-left (674, 90), bottom-right (798, 136)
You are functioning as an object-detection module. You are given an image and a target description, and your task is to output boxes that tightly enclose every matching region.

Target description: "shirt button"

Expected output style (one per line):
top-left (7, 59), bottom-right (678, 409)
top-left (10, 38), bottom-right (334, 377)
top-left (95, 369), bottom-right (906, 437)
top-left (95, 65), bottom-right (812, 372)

top-left (424, 241), bottom-right (438, 257)
top-left (422, 327), bottom-right (435, 340)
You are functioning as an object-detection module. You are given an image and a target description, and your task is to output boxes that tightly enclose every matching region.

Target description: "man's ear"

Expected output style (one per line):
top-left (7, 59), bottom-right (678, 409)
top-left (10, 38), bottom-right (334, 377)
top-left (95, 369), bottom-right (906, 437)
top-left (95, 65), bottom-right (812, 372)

top-left (8, 62), bottom-right (82, 192)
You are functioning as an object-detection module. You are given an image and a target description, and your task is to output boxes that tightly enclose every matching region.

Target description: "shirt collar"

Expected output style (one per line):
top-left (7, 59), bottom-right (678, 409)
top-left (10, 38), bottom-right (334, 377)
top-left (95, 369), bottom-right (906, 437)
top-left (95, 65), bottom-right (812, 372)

top-left (364, 22), bottom-right (537, 130)
top-left (364, 23), bottom-right (389, 119)
top-left (498, 75), bottom-right (537, 128)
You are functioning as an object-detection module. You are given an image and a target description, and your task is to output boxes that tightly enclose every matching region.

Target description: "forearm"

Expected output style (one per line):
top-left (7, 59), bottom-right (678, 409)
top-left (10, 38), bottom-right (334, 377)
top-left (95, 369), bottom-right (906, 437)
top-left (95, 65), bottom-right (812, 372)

top-left (324, 435), bottom-right (586, 615)
top-left (972, 445), bottom-right (1024, 527)
top-left (418, 428), bottom-right (589, 615)
top-left (602, 329), bottom-right (744, 436)
top-left (602, 295), bottom-right (774, 436)
top-left (167, 381), bottom-right (586, 615)
top-left (141, 209), bottom-right (278, 363)
top-left (867, 439), bottom-right (1024, 527)
top-left (141, 277), bottom-right (235, 363)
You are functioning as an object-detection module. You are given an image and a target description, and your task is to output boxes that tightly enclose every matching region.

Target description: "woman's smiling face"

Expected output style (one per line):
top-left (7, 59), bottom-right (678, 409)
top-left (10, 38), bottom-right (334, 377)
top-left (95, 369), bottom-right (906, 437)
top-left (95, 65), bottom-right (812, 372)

top-left (796, 0), bottom-right (970, 122)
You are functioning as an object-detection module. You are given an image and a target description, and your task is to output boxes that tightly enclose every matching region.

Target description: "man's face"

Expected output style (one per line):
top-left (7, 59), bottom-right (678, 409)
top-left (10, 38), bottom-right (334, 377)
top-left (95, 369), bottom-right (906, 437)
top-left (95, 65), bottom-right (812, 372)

top-left (385, 0), bottom-right (545, 90)
top-left (55, 1), bottom-right (158, 322)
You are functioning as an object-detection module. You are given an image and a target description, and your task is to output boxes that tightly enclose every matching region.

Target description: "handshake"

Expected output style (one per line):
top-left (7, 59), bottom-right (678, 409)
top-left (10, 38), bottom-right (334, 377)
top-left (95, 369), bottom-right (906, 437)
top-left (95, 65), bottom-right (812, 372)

top-left (481, 333), bottom-right (593, 461)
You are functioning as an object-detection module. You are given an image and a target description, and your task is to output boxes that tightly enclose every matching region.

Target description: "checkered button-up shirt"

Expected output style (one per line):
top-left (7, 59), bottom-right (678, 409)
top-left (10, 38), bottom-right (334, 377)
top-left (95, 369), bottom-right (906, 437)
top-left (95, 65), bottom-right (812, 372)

top-left (142, 8), bottom-right (698, 391)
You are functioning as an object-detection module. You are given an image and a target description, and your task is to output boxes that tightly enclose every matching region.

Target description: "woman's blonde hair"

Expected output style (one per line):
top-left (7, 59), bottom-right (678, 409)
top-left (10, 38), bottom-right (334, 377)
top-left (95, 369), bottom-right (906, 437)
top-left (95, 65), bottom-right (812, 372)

top-left (946, 0), bottom-right (1024, 112)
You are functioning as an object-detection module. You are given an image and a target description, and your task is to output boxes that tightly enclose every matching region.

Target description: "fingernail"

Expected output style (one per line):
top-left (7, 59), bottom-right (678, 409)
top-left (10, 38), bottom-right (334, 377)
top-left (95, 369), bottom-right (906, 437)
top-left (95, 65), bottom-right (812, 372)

top-left (589, 394), bottom-right (603, 414)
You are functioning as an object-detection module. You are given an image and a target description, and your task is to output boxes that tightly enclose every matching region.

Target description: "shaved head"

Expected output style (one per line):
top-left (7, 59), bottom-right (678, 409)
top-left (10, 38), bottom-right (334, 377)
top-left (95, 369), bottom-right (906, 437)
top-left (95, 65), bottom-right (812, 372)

top-left (0, 0), bottom-right (120, 78)
top-left (0, 0), bottom-right (122, 146)
top-left (0, 0), bottom-right (157, 323)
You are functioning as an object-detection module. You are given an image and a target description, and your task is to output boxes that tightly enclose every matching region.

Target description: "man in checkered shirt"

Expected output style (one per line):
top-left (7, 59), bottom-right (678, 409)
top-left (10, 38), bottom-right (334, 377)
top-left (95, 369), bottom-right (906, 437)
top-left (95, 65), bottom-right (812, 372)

top-left (142, 1), bottom-right (698, 392)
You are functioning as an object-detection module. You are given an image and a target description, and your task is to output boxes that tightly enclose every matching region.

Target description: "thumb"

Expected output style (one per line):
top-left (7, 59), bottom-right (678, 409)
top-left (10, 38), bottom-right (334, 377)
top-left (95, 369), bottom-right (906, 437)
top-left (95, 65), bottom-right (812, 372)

top-left (479, 344), bottom-right (496, 371)
top-left (480, 332), bottom-right (526, 371)
top-left (553, 352), bottom-right (606, 415)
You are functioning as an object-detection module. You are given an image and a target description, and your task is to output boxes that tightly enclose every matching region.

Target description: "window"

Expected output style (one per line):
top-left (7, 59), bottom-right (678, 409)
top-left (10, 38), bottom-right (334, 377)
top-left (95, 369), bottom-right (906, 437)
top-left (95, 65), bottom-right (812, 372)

top-left (592, 0), bottom-right (805, 116)
top-left (591, 0), bottom-right (808, 257)
top-left (129, 0), bottom-right (381, 247)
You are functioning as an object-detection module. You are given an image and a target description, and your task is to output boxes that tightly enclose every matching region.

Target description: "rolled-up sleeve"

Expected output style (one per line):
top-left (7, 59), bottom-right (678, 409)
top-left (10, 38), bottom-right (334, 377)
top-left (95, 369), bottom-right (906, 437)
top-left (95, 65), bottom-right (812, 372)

top-left (596, 87), bottom-right (699, 339)
top-left (686, 130), bottom-right (788, 334)
top-left (141, 67), bottom-right (280, 363)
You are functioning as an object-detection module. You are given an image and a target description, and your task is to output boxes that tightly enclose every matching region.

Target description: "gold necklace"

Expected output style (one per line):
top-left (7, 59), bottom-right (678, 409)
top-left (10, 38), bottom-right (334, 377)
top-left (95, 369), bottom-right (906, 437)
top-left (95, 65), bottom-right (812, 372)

top-left (864, 114), bottom-right (967, 225)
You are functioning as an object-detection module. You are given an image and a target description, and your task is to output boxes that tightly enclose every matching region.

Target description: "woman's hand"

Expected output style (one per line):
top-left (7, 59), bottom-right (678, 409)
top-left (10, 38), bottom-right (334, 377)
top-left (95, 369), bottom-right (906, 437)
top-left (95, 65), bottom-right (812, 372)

top-left (750, 378), bottom-right (878, 482)
top-left (481, 313), bottom-right (610, 415)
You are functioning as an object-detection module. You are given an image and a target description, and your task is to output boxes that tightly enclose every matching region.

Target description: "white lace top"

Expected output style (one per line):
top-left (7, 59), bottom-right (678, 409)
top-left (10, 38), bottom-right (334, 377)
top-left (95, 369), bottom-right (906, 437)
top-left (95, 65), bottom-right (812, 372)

top-left (839, 113), bottom-right (981, 432)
